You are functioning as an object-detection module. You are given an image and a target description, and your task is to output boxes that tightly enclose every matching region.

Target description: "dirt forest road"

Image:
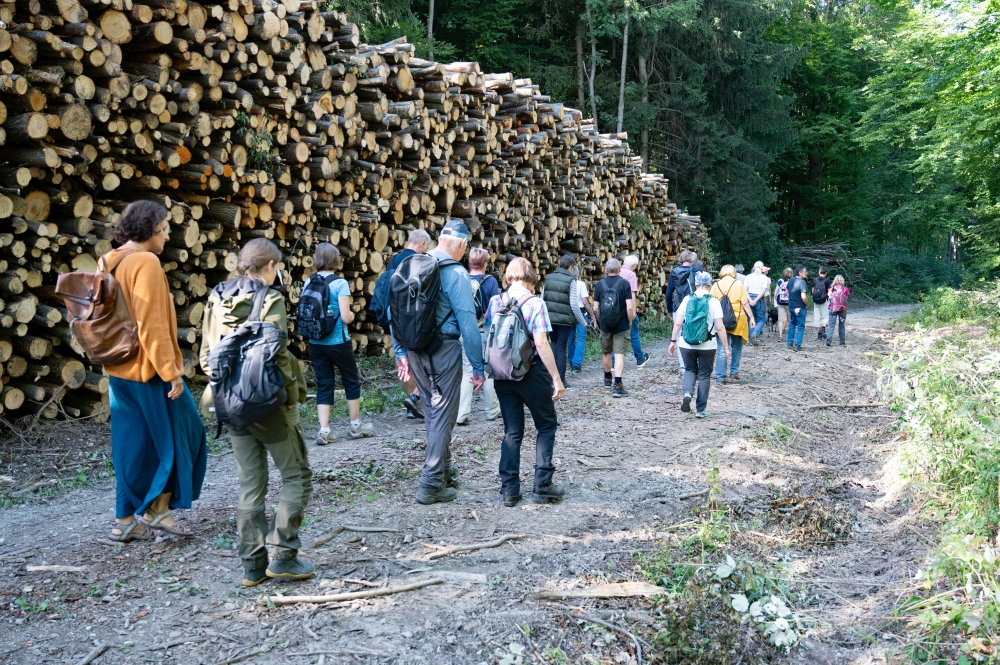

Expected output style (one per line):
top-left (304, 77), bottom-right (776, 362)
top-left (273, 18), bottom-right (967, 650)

top-left (1, 305), bottom-right (921, 665)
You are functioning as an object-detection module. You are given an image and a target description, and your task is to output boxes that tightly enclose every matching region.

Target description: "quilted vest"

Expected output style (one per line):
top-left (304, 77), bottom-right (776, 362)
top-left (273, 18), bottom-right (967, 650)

top-left (542, 268), bottom-right (575, 328)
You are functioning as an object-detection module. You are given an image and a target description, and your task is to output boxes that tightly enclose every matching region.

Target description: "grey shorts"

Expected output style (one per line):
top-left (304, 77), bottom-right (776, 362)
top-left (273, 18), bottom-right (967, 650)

top-left (600, 331), bottom-right (628, 356)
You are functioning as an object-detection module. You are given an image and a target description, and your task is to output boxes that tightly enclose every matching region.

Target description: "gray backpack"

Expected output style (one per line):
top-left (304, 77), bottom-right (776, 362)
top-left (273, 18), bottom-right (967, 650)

top-left (206, 282), bottom-right (287, 433)
top-left (484, 293), bottom-right (537, 381)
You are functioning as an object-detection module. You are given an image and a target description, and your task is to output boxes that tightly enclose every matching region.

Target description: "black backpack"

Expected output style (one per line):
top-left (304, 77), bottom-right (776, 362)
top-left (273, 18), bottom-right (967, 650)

top-left (469, 274), bottom-right (491, 323)
top-left (206, 284), bottom-right (287, 434)
top-left (296, 273), bottom-right (342, 340)
top-left (370, 269), bottom-right (393, 330)
top-left (719, 281), bottom-right (739, 331)
top-left (389, 254), bottom-right (459, 353)
top-left (812, 278), bottom-right (828, 303)
top-left (599, 279), bottom-right (626, 330)
top-left (670, 265), bottom-right (697, 312)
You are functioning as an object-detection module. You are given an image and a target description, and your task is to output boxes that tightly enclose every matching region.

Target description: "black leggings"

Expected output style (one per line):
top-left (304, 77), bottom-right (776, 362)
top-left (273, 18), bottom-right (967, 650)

top-left (549, 324), bottom-right (574, 382)
top-left (309, 342), bottom-right (361, 404)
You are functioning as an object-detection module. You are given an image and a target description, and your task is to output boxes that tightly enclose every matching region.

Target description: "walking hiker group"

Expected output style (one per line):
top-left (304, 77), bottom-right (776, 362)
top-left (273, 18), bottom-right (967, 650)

top-left (62, 200), bottom-right (853, 590)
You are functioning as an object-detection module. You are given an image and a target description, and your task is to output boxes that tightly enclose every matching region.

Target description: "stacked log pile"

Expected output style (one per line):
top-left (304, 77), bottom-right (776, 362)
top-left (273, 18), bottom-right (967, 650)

top-left (0, 1), bottom-right (706, 422)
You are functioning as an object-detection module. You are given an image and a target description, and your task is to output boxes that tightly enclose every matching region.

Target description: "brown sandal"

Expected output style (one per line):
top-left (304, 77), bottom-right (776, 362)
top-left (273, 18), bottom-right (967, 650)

top-left (137, 509), bottom-right (193, 537)
top-left (109, 520), bottom-right (148, 543)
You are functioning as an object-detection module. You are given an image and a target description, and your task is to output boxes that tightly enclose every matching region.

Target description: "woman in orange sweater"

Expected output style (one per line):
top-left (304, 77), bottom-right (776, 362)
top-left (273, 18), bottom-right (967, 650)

top-left (105, 200), bottom-right (207, 541)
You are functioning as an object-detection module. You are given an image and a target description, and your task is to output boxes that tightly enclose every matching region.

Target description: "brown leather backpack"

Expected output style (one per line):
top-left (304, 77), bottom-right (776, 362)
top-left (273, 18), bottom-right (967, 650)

top-left (55, 248), bottom-right (142, 366)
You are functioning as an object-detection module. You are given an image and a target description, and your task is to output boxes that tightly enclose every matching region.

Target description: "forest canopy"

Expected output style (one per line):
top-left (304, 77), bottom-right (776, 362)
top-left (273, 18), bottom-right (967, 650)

top-left (329, 0), bottom-right (1000, 295)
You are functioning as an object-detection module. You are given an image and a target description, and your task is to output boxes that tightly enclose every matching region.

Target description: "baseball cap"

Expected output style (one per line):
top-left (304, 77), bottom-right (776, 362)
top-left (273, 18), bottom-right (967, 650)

top-left (441, 219), bottom-right (471, 241)
top-left (695, 271), bottom-right (713, 287)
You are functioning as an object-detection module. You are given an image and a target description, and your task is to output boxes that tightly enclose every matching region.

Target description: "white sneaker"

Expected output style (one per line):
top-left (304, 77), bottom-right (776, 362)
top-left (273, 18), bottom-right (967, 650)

top-left (348, 422), bottom-right (374, 439)
top-left (315, 428), bottom-right (335, 446)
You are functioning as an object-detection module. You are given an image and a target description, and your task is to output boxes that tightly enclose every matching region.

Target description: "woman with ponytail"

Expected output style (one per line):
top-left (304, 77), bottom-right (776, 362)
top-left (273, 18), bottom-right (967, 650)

top-left (199, 238), bottom-right (313, 587)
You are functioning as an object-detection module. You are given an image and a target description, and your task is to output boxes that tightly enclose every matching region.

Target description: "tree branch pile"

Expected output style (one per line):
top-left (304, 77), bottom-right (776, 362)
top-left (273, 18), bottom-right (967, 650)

top-left (0, 0), bottom-right (706, 423)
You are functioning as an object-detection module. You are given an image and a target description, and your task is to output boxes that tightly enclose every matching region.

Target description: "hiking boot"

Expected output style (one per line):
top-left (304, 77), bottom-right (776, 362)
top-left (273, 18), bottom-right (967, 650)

top-left (569, 366), bottom-right (582, 374)
top-left (611, 384), bottom-right (628, 398)
top-left (501, 491), bottom-right (521, 508)
top-left (696, 411), bottom-right (710, 419)
top-left (730, 373), bottom-right (741, 383)
top-left (266, 557), bottom-right (315, 580)
top-left (348, 422), bottom-right (373, 439)
top-left (403, 394), bottom-right (424, 419)
top-left (532, 484), bottom-right (565, 503)
top-left (636, 353), bottom-right (650, 368)
top-left (787, 343), bottom-right (793, 350)
top-left (794, 345), bottom-right (801, 352)
top-left (681, 394), bottom-right (692, 413)
top-left (416, 486), bottom-right (457, 505)
top-left (315, 428), bottom-right (335, 446)
top-left (603, 377), bottom-right (612, 389)
top-left (242, 567), bottom-right (269, 587)
top-left (455, 418), bottom-right (469, 427)
top-left (826, 340), bottom-right (832, 347)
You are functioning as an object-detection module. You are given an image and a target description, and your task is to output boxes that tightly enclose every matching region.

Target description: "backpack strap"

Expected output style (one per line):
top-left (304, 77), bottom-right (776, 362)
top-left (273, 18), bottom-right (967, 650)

top-left (248, 284), bottom-right (270, 323)
top-left (97, 247), bottom-right (143, 274)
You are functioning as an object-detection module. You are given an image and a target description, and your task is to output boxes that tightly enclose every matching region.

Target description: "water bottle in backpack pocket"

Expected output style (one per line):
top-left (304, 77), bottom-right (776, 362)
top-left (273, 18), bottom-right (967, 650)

top-left (484, 294), bottom-right (537, 381)
top-left (296, 273), bottom-right (343, 341)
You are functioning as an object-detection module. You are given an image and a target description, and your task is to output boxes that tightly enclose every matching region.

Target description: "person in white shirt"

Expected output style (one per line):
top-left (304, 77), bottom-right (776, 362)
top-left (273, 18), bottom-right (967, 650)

top-left (667, 271), bottom-right (730, 418)
top-left (568, 266), bottom-right (595, 373)
top-left (744, 261), bottom-right (771, 344)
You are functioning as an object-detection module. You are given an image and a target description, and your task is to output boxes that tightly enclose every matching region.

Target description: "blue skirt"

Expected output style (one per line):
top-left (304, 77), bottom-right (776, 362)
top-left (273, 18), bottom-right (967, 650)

top-left (109, 375), bottom-right (207, 519)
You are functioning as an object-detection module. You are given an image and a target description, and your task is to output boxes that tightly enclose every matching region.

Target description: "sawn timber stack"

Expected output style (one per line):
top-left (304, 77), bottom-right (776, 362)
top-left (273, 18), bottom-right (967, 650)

top-left (0, 0), bottom-right (707, 422)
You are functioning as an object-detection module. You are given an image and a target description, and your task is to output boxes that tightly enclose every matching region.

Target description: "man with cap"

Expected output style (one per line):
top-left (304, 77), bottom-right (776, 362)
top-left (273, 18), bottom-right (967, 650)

top-left (744, 261), bottom-right (771, 344)
top-left (393, 220), bottom-right (485, 505)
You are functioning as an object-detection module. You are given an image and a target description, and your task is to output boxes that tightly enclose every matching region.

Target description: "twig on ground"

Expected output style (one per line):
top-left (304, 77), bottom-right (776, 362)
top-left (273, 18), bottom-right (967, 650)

top-left (677, 488), bottom-right (709, 500)
top-left (146, 636), bottom-right (207, 651)
top-left (27, 565), bottom-right (86, 573)
top-left (344, 526), bottom-right (399, 533)
top-left (312, 527), bottom-right (344, 547)
top-left (287, 648), bottom-right (385, 657)
top-left (268, 577), bottom-right (444, 605)
top-left (542, 601), bottom-right (643, 665)
top-left (515, 622), bottom-right (548, 664)
top-left (75, 643), bottom-right (108, 665)
top-left (425, 534), bottom-right (524, 560)
top-left (806, 402), bottom-right (885, 409)
top-left (212, 647), bottom-right (269, 665)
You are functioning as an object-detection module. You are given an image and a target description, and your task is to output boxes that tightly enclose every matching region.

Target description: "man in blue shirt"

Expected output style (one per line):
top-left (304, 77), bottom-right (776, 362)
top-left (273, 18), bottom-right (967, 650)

top-left (394, 220), bottom-right (484, 504)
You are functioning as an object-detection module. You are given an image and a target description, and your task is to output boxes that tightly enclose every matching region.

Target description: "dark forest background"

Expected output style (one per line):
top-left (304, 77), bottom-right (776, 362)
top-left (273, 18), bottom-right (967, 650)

top-left (330, 0), bottom-right (1000, 298)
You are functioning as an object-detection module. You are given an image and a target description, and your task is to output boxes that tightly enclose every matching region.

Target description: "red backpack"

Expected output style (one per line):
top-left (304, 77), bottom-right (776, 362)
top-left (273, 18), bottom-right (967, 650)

top-left (829, 285), bottom-right (848, 312)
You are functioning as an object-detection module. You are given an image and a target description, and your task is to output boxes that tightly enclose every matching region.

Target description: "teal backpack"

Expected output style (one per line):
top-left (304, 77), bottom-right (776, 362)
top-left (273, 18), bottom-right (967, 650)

top-left (682, 294), bottom-right (712, 345)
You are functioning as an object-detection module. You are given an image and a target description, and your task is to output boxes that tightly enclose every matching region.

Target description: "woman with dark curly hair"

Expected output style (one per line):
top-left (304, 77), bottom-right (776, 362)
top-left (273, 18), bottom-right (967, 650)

top-left (104, 200), bottom-right (207, 542)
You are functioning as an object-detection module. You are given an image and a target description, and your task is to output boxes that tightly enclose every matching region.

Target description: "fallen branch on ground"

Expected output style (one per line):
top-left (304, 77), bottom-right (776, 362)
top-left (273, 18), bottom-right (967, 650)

top-left (75, 643), bottom-right (107, 665)
top-left (533, 582), bottom-right (665, 600)
top-left (806, 402), bottom-right (885, 409)
top-left (268, 577), bottom-right (444, 605)
top-left (426, 534), bottom-right (524, 560)
top-left (677, 488), bottom-right (709, 500)
top-left (27, 565), bottom-right (86, 573)
top-left (344, 526), bottom-right (399, 533)
top-left (312, 527), bottom-right (345, 547)
top-left (287, 648), bottom-right (385, 657)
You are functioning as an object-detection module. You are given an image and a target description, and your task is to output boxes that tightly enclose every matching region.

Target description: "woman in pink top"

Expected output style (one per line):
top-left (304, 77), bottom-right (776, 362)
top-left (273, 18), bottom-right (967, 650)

top-left (825, 275), bottom-right (850, 346)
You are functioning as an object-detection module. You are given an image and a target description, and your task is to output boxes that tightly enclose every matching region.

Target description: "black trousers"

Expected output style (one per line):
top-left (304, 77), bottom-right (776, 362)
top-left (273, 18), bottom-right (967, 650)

top-left (549, 324), bottom-right (574, 382)
top-left (680, 347), bottom-right (716, 413)
top-left (494, 361), bottom-right (557, 495)
top-left (309, 341), bottom-right (361, 404)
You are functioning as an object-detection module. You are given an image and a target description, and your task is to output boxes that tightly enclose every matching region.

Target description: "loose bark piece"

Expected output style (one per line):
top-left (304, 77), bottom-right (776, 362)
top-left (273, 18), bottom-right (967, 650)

top-left (75, 642), bottom-right (108, 665)
top-left (268, 576), bottom-right (444, 605)
top-left (533, 581), bottom-right (665, 600)
top-left (312, 526), bottom-right (344, 547)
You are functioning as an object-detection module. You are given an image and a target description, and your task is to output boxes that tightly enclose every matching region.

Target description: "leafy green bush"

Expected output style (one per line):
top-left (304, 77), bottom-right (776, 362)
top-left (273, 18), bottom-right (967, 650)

top-left (855, 244), bottom-right (967, 303)
top-left (880, 286), bottom-right (1000, 661)
top-left (896, 283), bottom-right (1000, 330)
